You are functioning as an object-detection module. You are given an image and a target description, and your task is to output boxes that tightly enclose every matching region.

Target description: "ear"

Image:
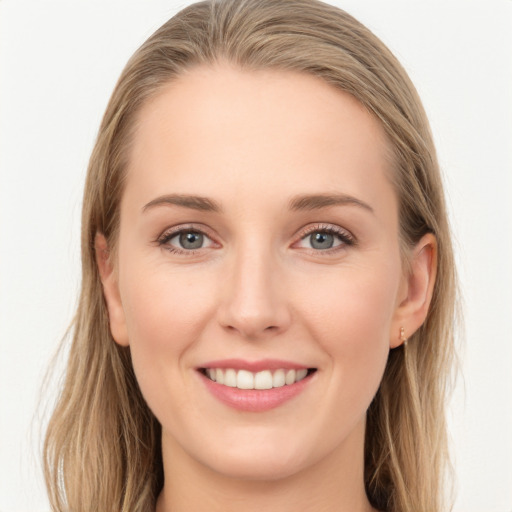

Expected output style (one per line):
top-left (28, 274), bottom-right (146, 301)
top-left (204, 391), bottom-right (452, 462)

top-left (390, 233), bottom-right (437, 348)
top-left (95, 233), bottom-right (130, 347)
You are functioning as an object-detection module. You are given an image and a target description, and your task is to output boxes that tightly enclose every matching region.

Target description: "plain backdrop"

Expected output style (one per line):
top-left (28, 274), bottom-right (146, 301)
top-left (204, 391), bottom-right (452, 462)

top-left (1, 1), bottom-right (511, 511)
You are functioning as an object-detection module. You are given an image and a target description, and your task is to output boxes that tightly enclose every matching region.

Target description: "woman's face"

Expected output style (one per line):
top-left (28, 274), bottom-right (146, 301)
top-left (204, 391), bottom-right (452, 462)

top-left (101, 63), bottom-right (414, 480)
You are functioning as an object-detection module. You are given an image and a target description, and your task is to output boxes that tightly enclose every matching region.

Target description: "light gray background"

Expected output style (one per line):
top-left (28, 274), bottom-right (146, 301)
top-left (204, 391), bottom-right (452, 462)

top-left (1, 1), bottom-right (511, 510)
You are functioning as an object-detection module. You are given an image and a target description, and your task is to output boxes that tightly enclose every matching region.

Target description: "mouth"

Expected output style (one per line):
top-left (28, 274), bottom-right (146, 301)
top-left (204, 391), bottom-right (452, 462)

top-left (197, 359), bottom-right (318, 411)
top-left (199, 367), bottom-right (317, 390)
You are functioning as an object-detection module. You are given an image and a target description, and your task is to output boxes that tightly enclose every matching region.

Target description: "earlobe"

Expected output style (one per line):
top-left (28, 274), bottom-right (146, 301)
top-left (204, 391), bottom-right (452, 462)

top-left (94, 233), bottom-right (130, 347)
top-left (390, 233), bottom-right (437, 348)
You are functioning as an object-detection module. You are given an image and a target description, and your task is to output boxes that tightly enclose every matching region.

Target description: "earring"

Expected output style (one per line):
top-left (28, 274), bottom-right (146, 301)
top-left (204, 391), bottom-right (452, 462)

top-left (400, 326), bottom-right (408, 348)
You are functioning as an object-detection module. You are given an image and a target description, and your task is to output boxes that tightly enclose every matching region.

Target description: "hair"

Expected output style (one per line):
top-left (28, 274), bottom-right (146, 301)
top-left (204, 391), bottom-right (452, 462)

top-left (43, 1), bottom-right (458, 511)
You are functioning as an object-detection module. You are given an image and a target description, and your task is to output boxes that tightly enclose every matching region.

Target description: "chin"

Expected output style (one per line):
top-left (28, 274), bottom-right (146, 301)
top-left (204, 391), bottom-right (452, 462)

top-left (206, 452), bottom-right (308, 482)
top-left (191, 431), bottom-right (319, 482)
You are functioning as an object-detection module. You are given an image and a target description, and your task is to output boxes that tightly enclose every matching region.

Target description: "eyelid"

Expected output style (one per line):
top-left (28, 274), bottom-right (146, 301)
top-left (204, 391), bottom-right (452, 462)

top-left (293, 223), bottom-right (356, 252)
top-left (156, 223), bottom-right (219, 253)
top-left (154, 222), bottom-right (355, 255)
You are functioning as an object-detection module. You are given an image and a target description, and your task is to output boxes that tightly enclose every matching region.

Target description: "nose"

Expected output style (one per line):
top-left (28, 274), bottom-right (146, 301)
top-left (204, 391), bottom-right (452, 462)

top-left (217, 246), bottom-right (292, 340)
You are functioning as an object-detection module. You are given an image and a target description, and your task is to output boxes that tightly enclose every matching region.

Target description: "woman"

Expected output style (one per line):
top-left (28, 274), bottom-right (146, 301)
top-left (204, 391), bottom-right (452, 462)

top-left (43, 0), bottom-right (457, 511)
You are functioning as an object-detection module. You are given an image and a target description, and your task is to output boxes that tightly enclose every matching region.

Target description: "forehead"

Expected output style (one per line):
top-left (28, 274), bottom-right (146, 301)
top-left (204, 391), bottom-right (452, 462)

top-left (125, 62), bottom-right (395, 214)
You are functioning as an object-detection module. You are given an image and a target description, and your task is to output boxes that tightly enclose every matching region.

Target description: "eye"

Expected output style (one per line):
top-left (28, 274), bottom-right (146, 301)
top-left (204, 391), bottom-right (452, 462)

top-left (174, 231), bottom-right (206, 250)
top-left (157, 227), bottom-right (216, 254)
top-left (307, 231), bottom-right (338, 250)
top-left (295, 224), bottom-right (355, 252)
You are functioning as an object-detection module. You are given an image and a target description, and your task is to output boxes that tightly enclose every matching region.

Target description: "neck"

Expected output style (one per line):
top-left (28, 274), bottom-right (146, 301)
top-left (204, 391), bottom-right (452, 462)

top-left (156, 418), bottom-right (376, 512)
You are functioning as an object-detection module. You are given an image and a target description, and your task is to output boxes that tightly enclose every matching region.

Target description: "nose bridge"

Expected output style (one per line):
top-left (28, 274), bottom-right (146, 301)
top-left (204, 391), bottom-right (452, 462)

top-left (219, 237), bottom-right (290, 339)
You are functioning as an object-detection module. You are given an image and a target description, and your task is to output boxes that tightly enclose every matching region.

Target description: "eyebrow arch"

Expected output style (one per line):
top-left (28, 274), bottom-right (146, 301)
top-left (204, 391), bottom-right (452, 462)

top-left (288, 193), bottom-right (374, 214)
top-left (142, 192), bottom-right (373, 215)
top-left (142, 194), bottom-right (222, 213)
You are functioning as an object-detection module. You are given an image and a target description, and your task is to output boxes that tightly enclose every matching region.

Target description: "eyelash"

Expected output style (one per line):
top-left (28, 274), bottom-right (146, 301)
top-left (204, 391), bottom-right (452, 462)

top-left (156, 224), bottom-right (216, 255)
top-left (297, 224), bottom-right (356, 253)
top-left (156, 223), bottom-right (356, 256)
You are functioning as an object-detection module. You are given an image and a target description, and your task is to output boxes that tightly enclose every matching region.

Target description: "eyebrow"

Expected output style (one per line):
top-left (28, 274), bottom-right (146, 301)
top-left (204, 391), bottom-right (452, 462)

top-left (142, 192), bottom-right (374, 215)
top-left (288, 193), bottom-right (374, 213)
top-left (142, 194), bottom-right (222, 213)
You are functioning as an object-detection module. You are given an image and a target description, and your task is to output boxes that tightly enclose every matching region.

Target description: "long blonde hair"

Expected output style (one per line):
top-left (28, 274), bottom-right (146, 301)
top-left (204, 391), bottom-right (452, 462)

top-left (43, 1), bottom-right (457, 511)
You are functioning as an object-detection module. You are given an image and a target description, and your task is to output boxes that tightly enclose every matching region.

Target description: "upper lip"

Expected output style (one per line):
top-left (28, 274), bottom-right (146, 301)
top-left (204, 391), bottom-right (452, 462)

top-left (198, 358), bottom-right (312, 373)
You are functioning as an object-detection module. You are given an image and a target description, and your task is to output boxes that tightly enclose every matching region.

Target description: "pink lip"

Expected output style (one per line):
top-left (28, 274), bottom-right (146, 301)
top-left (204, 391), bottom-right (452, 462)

top-left (199, 358), bottom-right (309, 372)
top-left (198, 367), bottom-right (315, 413)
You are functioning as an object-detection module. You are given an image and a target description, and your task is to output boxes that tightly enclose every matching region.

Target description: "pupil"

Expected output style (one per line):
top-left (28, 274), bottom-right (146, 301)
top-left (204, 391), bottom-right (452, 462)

top-left (179, 232), bottom-right (203, 249)
top-left (311, 232), bottom-right (334, 250)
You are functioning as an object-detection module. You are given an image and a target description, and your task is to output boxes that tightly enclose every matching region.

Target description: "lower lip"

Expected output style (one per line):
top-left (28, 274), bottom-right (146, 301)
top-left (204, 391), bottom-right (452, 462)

top-left (199, 371), bottom-right (314, 412)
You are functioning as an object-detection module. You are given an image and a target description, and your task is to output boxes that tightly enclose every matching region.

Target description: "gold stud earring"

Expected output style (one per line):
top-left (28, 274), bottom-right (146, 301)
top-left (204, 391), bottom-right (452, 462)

top-left (400, 326), bottom-right (408, 348)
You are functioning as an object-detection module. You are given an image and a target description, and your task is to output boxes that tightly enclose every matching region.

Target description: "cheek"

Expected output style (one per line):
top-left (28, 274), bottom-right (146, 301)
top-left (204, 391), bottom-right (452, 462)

top-left (301, 261), bottom-right (399, 335)
top-left (297, 262), bottom-right (400, 396)
top-left (117, 258), bottom-right (218, 404)
top-left (121, 258), bottom-right (215, 345)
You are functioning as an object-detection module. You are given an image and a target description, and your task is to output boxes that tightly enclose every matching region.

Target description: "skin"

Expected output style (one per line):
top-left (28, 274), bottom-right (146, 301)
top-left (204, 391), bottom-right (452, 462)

top-left (96, 62), bottom-right (437, 512)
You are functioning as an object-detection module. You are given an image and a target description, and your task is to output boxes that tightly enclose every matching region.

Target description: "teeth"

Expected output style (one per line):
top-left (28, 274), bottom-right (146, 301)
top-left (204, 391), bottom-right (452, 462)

top-left (224, 368), bottom-right (237, 387)
top-left (296, 368), bottom-right (308, 381)
top-left (254, 370), bottom-right (273, 390)
top-left (237, 370), bottom-right (254, 389)
top-left (272, 369), bottom-right (285, 387)
top-left (205, 367), bottom-right (311, 389)
top-left (285, 369), bottom-right (296, 385)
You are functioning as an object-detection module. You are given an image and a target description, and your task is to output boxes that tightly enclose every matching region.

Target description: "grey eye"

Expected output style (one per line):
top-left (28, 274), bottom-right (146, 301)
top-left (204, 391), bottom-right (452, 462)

top-left (309, 232), bottom-right (335, 250)
top-left (178, 231), bottom-right (204, 249)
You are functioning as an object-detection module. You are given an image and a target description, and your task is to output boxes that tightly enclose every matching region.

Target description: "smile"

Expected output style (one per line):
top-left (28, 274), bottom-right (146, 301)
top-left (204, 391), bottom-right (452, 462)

top-left (198, 362), bottom-right (317, 412)
top-left (202, 368), bottom-right (313, 390)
